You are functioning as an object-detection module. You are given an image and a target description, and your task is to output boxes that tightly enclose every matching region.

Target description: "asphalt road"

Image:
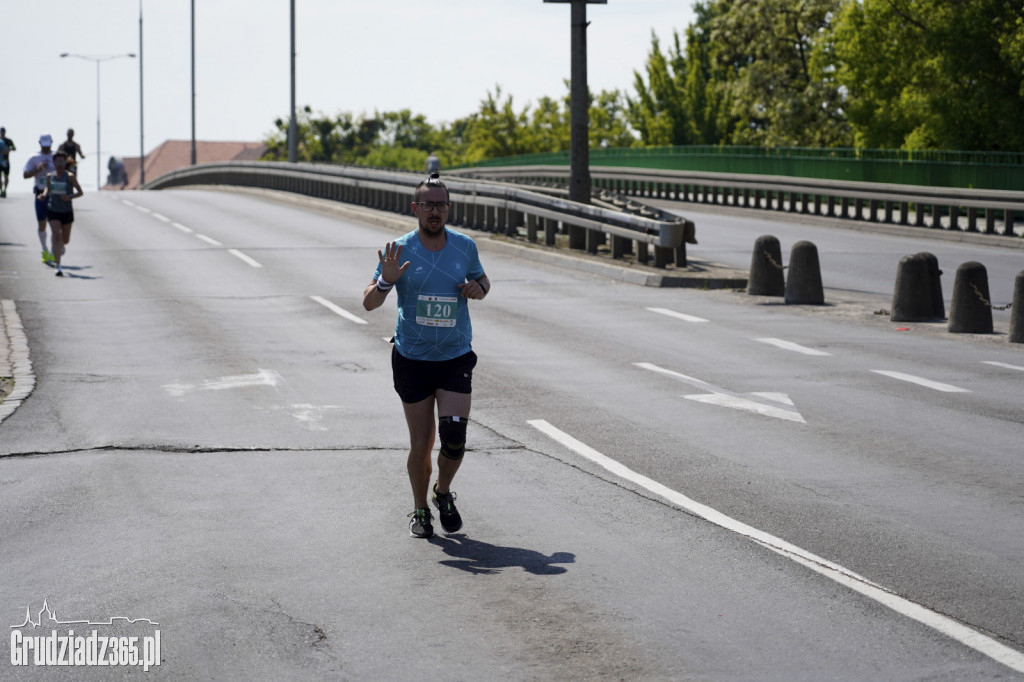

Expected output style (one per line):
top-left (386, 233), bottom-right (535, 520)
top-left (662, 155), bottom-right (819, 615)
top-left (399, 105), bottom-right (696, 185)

top-left (1, 188), bottom-right (1022, 680)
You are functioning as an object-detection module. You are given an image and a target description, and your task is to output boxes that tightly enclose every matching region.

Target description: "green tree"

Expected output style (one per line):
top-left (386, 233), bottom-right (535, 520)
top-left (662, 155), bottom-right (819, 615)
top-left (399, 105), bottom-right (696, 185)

top-left (834, 0), bottom-right (1024, 150)
top-left (711, 0), bottom-right (850, 147)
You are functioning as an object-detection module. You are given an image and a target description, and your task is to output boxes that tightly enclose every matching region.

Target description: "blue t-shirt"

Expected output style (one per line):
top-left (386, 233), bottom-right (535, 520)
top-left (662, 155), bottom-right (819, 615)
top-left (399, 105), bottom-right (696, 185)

top-left (374, 228), bottom-right (485, 361)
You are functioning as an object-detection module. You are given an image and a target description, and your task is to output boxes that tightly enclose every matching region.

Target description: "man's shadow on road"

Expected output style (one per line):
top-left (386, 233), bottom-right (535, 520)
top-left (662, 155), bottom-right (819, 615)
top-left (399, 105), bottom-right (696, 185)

top-left (430, 534), bottom-right (575, 575)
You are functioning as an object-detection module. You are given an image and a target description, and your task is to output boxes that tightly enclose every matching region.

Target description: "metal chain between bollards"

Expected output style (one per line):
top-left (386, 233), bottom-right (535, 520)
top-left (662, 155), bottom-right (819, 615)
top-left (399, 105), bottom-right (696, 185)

top-left (763, 251), bottom-right (787, 270)
top-left (970, 282), bottom-right (1013, 310)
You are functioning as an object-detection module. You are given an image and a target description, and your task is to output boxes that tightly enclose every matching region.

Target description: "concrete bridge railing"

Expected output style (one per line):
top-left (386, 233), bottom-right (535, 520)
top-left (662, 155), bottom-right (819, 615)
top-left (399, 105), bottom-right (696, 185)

top-left (448, 165), bottom-right (1024, 239)
top-left (144, 161), bottom-right (697, 268)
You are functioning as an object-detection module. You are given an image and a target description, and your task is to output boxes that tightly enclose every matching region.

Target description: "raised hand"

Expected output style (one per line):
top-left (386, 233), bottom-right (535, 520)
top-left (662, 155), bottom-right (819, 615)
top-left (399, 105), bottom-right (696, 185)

top-left (378, 241), bottom-right (410, 283)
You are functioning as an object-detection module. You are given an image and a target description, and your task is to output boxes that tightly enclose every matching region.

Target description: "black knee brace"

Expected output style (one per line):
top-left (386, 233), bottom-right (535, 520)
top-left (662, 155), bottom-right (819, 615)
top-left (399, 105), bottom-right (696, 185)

top-left (438, 416), bottom-right (468, 461)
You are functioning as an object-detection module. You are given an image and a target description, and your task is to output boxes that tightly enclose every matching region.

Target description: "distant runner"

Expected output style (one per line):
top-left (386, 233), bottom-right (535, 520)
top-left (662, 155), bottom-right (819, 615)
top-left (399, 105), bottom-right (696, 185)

top-left (58, 128), bottom-right (85, 176)
top-left (22, 135), bottom-right (56, 264)
top-left (41, 151), bottom-right (84, 277)
top-left (0, 127), bottom-right (15, 198)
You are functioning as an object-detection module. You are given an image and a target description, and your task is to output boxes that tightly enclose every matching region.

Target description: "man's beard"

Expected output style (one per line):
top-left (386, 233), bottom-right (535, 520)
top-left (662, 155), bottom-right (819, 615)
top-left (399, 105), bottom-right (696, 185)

top-left (420, 216), bottom-right (445, 236)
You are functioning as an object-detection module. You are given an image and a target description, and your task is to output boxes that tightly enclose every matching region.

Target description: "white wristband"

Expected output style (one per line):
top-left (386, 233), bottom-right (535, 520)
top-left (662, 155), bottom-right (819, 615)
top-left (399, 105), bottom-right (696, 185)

top-left (376, 276), bottom-right (394, 291)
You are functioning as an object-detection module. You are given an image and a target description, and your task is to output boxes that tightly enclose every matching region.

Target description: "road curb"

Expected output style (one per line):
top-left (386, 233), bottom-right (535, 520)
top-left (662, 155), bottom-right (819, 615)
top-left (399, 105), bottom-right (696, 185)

top-left (0, 299), bottom-right (35, 426)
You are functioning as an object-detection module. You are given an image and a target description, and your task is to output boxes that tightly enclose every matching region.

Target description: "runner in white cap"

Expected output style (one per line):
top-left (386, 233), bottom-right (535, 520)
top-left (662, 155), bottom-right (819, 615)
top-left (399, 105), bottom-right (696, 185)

top-left (22, 135), bottom-right (56, 264)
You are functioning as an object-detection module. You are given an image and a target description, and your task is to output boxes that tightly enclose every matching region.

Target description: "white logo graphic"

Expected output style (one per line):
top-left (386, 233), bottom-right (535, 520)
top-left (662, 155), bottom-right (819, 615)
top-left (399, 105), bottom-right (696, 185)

top-left (10, 600), bottom-right (161, 672)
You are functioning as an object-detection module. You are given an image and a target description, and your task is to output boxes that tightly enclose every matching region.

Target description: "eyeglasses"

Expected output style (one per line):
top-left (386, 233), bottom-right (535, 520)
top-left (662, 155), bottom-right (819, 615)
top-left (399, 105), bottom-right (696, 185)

top-left (418, 201), bottom-right (450, 213)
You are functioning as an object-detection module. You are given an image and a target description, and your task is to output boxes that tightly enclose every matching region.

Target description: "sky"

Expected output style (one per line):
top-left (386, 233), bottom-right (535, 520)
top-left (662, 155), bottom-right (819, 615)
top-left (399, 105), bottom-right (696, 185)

top-left (1, 1), bottom-right (697, 190)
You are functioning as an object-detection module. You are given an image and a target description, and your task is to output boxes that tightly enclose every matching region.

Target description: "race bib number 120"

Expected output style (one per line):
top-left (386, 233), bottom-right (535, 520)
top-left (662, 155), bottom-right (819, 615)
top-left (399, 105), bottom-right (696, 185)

top-left (416, 295), bottom-right (458, 327)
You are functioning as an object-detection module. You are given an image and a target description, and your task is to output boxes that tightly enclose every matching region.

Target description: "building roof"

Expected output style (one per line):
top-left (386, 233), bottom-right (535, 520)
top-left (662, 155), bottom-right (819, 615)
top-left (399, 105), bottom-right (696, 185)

top-left (106, 139), bottom-right (267, 190)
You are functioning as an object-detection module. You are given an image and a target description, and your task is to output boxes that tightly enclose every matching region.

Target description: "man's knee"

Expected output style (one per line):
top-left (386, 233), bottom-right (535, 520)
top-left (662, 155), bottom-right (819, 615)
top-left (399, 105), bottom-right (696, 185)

top-left (438, 416), bottom-right (468, 461)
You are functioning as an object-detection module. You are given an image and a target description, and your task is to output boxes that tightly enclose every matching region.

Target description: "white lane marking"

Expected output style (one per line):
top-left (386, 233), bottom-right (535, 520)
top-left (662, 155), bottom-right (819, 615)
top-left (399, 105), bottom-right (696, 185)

top-left (171, 222), bottom-right (193, 234)
top-left (872, 370), bottom-right (970, 393)
top-left (527, 419), bottom-right (1024, 675)
top-left (121, 199), bottom-right (136, 207)
top-left (981, 361), bottom-right (1024, 372)
top-left (756, 338), bottom-right (832, 356)
top-left (195, 234), bottom-right (222, 246)
top-left (310, 295), bottom-right (367, 325)
top-left (151, 212), bottom-right (170, 222)
top-left (162, 369), bottom-right (281, 396)
top-left (646, 307), bottom-right (709, 323)
top-left (635, 362), bottom-right (805, 423)
top-left (227, 249), bottom-right (263, 268)
top-left (134, 205), bottom-right (151, 214)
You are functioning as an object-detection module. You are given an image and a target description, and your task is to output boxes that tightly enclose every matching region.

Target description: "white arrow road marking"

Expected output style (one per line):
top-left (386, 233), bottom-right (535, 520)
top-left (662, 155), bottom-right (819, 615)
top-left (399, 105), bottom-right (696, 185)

top-left (163, 369), bottom-right (281, 396)
top-left (275, 403), bottom-right (344, 431)
top-left (646, 307), bottom-right (709, 323)
top-left (756, 337), bottom-right (832, 356)
top-left (227, 249), bottom-right (263, 268)
top-left (872, 370), bottom-right (970, 393)
top-left (635, 362), bottom-right (806, 423)
top-left (981, 361), bottom-right (1024, 372)
top-left (526, 419), bottom-right (1024, 676)
top-left (311, 295), bottom-right (367, 325)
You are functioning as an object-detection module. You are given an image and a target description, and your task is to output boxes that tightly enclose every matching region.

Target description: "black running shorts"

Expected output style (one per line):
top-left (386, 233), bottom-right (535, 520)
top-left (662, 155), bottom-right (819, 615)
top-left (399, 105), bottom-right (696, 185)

top-left (391, 347), bottom-right (477, 404)
top-left (46, 209), bottom-right (74, 225)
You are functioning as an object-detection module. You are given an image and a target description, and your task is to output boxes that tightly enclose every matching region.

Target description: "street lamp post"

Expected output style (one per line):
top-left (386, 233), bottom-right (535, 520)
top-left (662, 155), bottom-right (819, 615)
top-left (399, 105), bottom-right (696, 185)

top-left (60, 52), bottom-right (136, 190)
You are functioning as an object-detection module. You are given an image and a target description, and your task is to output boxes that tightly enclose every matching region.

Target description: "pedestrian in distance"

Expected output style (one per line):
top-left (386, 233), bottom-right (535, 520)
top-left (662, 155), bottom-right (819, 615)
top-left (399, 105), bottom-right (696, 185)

top-left (58, 128), bottom-right (85, 176)
top-left (362, 172), bottom-right (491, 539)
top-left (40, 151), bottom-right (83, 277)
top-left (0, 127), bottom-right (15, 198)
top-left (22, 134), bottom-right (56, 264)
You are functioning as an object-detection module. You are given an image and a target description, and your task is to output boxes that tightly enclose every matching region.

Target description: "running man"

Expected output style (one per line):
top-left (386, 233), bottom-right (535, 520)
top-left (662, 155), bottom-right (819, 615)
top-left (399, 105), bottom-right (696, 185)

top-left (40, 151), bottom-right (83, 277)
top-left (362, 173), bottom-right (491, 539)
top-left (0, 127), bottom-right (15, 198)
top-left (58, 128), bottom-right (85, 176)
top-left (22, 135), bottom-right (56, 264)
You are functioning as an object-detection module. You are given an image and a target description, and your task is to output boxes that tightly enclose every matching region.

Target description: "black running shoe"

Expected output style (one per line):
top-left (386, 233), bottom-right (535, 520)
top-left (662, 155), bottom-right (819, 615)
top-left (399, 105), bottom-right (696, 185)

top-left (431, 484), bottom-right (463, 533)
top-left (408, 508), bottom-right (434, 538)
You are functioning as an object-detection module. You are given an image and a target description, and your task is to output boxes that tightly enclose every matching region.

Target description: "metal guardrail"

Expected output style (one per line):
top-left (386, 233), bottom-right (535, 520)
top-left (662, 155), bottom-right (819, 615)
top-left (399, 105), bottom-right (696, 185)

top-left (144, 161), bottom-right (697, 268)
top-left (449, 165), bottom-right (1024, 239)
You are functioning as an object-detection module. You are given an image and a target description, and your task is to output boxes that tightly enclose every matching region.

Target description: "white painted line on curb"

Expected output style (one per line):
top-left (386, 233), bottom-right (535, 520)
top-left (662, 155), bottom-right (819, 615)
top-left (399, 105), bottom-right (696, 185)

top-left (227, 249), bottom-right (263, 268)
top-left (755, 338), bottom-right (832, 356)
top-left (981, 361), bottom-right (1024, 372)
top-left (195, 234), bottom-right (222, 246)
top-left (151, 213), bottom-right (170, 222)
top-left (646, 307), bottom-right (709, 323)
top-left (527, 419), bottom-right (1024, 675)
top-left (0, 300), bottom-right (36, 425)
top-left (171, 222), bottom-right (193, 234)
top-left (310, 295), bottom-right (367, 325)
top-left (871, 370), bottom-right (970, 393)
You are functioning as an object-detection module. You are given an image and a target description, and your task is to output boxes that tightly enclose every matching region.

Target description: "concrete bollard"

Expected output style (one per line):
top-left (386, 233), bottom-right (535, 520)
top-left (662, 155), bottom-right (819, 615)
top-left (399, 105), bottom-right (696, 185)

top-left (948, 261), bottom-right (993, 333)
top-left (1010, 270), bottom-right (1024, 343)
top-left (785, 240), bottom-right (825, 305)
top-left (891, 252), bottom-right (944, 321)
top-left (747, 235), bottom-right (785, 296)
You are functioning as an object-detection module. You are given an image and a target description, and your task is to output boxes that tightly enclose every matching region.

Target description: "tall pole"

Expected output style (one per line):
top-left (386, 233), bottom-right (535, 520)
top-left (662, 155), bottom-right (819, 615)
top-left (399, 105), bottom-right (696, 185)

top-left (96, 60), bottom-right (102, 189)
top-left (569, 0), bottom-right (591, 206)
top-left (139, 0), bottom-right (145, 185)
top-left (288, 0), bottom-right (297, 163)
top-left (190, 0), bottom-right (196, 165)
